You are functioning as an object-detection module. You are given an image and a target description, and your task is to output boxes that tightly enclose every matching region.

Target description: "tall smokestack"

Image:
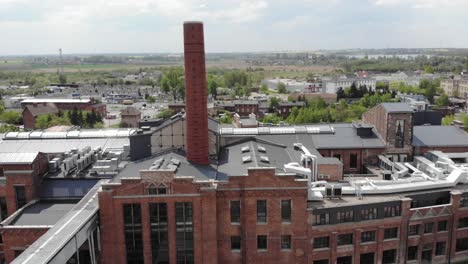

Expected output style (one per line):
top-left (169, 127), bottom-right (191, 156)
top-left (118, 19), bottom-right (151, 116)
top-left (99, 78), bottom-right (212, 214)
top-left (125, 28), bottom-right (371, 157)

top-left (184, 21), bottom-right (209, 165)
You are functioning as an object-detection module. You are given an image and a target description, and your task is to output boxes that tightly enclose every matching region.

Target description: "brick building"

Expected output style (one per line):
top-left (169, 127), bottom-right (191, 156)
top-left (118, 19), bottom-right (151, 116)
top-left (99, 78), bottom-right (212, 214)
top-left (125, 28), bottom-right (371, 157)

top-left (278, 101), bottom-right (305, 118)
top-left (121, 107), bottom-right (142, 128)
top-left (6, 21), bottom-right (468, 264)
top-left (22, 103), bottom-right (59, 130)
top-left (20, 98), bottom-right (107, 116)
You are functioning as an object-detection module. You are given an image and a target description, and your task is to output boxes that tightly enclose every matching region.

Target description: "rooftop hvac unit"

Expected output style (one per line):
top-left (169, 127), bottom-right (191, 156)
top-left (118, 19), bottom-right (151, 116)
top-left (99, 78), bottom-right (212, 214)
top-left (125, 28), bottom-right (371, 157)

top-left (383, 171), bottom-right (392, 180)
top-left (333, 187), bottom-right (342, 197)
top-left (48, 161), bottom-right (58, 173)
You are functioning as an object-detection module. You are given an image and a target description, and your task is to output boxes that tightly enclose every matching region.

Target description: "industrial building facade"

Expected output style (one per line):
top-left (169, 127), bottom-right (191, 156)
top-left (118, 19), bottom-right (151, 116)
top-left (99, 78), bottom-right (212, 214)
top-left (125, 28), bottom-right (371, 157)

top-left (4, 21), bottom-right (468, 264)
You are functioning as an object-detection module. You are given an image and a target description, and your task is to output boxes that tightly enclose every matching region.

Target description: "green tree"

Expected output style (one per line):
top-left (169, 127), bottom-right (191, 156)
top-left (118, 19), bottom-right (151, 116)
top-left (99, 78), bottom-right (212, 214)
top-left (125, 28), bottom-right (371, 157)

top-left (424, 65), bottom-right (435, 74)
top-left (435, 94), bottom-right (450, 107)
top-left (260, 84), bottom-right (269, 94)
top-left (157, 109), bottom-right (175, 119)
top-left (147, 96), bottom-right (156, 104)
top-left (0, 111), bottom-right (22, 125)
top-left (442, 115), bottom-right (455, 126)
top-left (59, 73), bottom-right (67, 84)
top-left (277, 82), bottom-right (287, 93)
top-left (269, 97), bottom-right (280, 111)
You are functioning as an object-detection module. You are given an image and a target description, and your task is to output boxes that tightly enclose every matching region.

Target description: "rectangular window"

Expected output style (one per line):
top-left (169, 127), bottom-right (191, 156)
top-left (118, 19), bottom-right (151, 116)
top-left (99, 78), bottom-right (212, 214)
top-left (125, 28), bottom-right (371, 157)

top-left (257, 235), bottom-right (267, 251)
top-left (281, 235), bottom-right (292, 250)
top-left (231, 236), bottom-right (241, 251)
top-left (315, 213), bottom-right (329, 225)
top-left (459, 217), bottom-right (468, 228)
top-left (0, 197), bottom-right (7, 221)
top-left (461, 196), bottom-right (468, 207)
top-left (337, 233), bottom-right (353, 246)
top-left (407, 246), bottom-right (418, 261)
top-left (337, 256), bottom-right (352, 264)
top-left (438, 220), bottom-right (448, 232)
top-left (456, 238), bottom-right (468, 252)
top-left (175, 202), bottom-right (193, 264)
top-left (149, 203), bottom-right (169, 264)
top-left (230, 201), bottom-right (240, 224)
top-left (424, 223), bottom-right (434, 233)
top-left (435, 241), bottom-right (446, 256)
top-left (15, 185), bottom-right (27, 209)
top-left (409, 224), bottom-right (419, 236)
top-left (382, 249), bottom-right (397, 264)
top-left (360, 252), bottom-right (375, 264)
top-left (281, 200), bottom-right (292, 223)
top-left (313, 236), bottom-right (329, 249)
top-left (361, 208), bottom-right (378, 220)
top-left (384, 227), bottom-right (398, 240)
top-left (350, 154), bottom-right (358, 169)
top-left (313, 260), bottom-right (329, 264)
top-left (337, 210), bottom-right (354, 223)
top-left (123, 204), bottom-right (143, 264)
top-left (361, 231), bottom-right (376, 243)
top-left (257, 200), bottom-right (267, 223)
top-left (384, 205), bottom-right (401, 217)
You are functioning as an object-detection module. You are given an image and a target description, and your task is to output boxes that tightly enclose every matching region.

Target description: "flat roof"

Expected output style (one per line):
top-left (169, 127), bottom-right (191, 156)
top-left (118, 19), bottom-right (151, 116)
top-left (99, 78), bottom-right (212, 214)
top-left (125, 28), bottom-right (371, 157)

top-left (0, 152), bottom-right (39, 164)
top-left (21, 98), bottom-right (91, 104)
top-left (381, 102), bottom-right (414, 113)
top-left (413, 126), bottom-right (468, 147)
top-left (8, 200), bottom-right (78, 226)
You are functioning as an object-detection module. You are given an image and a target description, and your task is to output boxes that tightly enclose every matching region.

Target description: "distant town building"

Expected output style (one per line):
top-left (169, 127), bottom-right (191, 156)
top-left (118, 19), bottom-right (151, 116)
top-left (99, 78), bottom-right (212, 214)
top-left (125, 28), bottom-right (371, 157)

top-left (20, 98), bottom-right (106, 116)
top-left (278, 101), bottom-right (305, 118)
top-left (441, 77), bottom-right (468, 97)
top-left (398, 93), bottom-right (429, 111)
top-left (323, 77), bottom-right (376, 94)
top-left (120, 107), bottom-right (142, 128)
top-left (233, 113), bottom-right (258, 128)
top-left (22, 103), bottom-right (59, 130)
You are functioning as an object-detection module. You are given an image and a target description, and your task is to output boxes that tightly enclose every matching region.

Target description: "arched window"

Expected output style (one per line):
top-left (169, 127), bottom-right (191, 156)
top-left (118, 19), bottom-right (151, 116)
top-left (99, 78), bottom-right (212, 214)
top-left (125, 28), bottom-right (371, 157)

top-left (147, 183), bottom-right (168, 195)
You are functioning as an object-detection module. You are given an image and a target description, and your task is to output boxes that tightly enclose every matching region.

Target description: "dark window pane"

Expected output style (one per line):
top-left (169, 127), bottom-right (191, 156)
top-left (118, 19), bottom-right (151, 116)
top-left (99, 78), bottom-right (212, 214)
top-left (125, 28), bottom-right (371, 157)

top-left (230, 201), bottom-right (240, 223)
top-left (150, 203), bottom-right (169, 264)
top-left (436, 241), bottom-right (446, 256)
top-left (407, 246), bottom-right (418, 260)
top-left (384, 227), bottom-right (398, 239)
top-left (337, 233), bottom-right (353, 246)
top-left (15, 186), bottom-right (27, 209)
top-left (361, 231), bottom-right (376, 243)
top-left (231, 236), bottom-right (241, 250)
top-left (281, 200), bottom-right (291, 223)
top-left (313, 236), bottom-right (329, 249)
top-left (456, 238), bottom-right (468, 252)
top-left (281, 235), bottom-right (291, 249)
top-left (257, 235), bottom-right (267, 250)
top-left (123, 204), bottom-right (143, 264)
top-left (438, 220), bottom-right (447, 232)
top-left (175, 202), bottom-right (194, 264)
top-left (424, 223), bottom-right (434, 233)
top-left (409, 225), bottom-right (419, 236)
top-left (458, 217), bottom-right (468, 228)
top-left (257, 200), bottom-right (267, 223)
top-left (360, 253), bottom-right (374, 264)
top-left (382, 249), bottom-right (397, 264)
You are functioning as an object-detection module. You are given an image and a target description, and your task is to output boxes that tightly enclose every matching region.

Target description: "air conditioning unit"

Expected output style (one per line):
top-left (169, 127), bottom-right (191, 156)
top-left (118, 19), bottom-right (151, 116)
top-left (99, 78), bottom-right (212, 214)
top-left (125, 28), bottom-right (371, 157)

top-left (383, 171), bottom-right (392, 180)
top-left (333, 187), bottom-right (342, 197)
top-left (325, 187), bottom-right (333, 197)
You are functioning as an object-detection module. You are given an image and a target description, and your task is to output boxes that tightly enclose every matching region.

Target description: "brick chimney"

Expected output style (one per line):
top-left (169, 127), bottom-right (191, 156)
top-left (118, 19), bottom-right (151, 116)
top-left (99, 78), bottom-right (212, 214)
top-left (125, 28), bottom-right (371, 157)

top-left (184, 21), bottom-right (209, 165)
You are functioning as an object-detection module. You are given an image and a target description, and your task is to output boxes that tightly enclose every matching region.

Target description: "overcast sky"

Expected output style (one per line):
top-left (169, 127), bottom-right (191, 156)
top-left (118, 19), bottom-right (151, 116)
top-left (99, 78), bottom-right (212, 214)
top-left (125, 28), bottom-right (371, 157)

top-left (1, 0), bottom-right (468, 55)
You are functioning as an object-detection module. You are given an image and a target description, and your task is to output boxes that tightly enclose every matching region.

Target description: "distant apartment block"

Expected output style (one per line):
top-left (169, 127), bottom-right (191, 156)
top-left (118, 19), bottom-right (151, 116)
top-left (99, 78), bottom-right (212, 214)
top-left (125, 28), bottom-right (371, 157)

top-left (441, 78), bottom-right (468, 97)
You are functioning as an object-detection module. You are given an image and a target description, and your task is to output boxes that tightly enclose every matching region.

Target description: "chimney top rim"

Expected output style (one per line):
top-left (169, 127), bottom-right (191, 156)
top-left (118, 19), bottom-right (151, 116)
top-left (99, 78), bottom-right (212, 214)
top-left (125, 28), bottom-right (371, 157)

top-left (184, 21), bottom-right (203, 24)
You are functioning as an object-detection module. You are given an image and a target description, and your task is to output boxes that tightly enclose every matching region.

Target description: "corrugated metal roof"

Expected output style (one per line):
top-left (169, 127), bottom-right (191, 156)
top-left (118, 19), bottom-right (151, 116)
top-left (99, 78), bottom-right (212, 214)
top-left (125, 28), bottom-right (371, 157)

top-left (21, 98), bottom-right (91, 104)
top-left (2, 128), bottom-right (136, 140)
top-left (0, 152), bottom-right (39, 164)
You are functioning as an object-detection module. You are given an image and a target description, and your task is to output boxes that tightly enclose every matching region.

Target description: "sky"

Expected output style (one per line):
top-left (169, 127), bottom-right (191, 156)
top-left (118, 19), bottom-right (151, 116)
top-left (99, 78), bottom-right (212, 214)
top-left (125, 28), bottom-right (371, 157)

top-left (1, 0), bottom-right (468, 55)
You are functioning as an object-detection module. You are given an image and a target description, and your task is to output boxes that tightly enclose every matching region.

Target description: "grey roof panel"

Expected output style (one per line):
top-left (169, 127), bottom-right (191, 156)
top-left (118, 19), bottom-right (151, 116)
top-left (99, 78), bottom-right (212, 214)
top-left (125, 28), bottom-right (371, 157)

top-left (381, 102), bottom-right (414, 113)
top-left (9, 200), bottom-right (78, 226)
top-left (0, 152), bottom-right (39, 164)
top-left (413, 126), bottom-right (468, 147)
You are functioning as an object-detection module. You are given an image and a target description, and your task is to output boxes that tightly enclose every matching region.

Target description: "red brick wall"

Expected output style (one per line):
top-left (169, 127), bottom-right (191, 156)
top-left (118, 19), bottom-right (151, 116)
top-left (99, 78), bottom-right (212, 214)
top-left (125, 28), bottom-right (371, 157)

top-left (318, 148), bottom-right (385, 174)
top-left (317, 164), bottom-right (343, 181)
top-left (184, 22), bottom-right (209, 165)
top-left (22, 109), bottom-right (36, 130)
top-left (2, 228), bottom-right (48, 263)
top-left (363, 105), bottom-right (388, 142)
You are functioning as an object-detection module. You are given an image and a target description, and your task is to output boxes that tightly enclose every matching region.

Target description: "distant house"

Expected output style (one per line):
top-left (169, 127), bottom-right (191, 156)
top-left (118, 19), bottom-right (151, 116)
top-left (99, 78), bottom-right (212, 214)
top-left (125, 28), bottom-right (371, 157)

top-left (22, 103), bottom-right (59, 130)
top-left (278, 101), bottom-right (305, 118)
top-left (120, 107), bottom-right (141, 128)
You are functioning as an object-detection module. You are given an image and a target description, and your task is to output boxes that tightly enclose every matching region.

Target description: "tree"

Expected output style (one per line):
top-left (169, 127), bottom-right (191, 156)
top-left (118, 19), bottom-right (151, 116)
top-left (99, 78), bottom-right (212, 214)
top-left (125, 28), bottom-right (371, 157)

top-left (0, 111), bottom-right (22, 125)
top-left (424, 65), bottom-right (435, 74)
top-left (59, 73), bottom-right (67, 84)
top-left (157, 109), bottom-right (175, 119)
top-left (277, 82), bottom-right (287, 94)
top-left (147, 96), bottom-right (156, 104)
top-left (69, 107), bottom-right (79, 125)
top-left (207, 76), bottom-right (218, 99)
top-left (269, 97), bottom-right (280, 111)
top-left (442, 115), bottom-right (455, 126)
top-left (260, 84), bottom-right (269, 94)
top-left (435, 94), bottom-right (450, 107)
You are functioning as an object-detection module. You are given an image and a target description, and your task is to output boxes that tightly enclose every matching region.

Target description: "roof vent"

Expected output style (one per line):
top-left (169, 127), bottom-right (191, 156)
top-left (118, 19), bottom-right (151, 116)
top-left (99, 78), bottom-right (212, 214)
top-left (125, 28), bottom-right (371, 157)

top-left (258, 146), bottom-right (266, 153)
top-left (260, 156), bottom-right (270, 163)
top-left (170, 158), bottom-right (181, 166)
top-left (241, 146), bottom-right (250, 153)
top-left (242, 155), bottom-right (252, 163)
